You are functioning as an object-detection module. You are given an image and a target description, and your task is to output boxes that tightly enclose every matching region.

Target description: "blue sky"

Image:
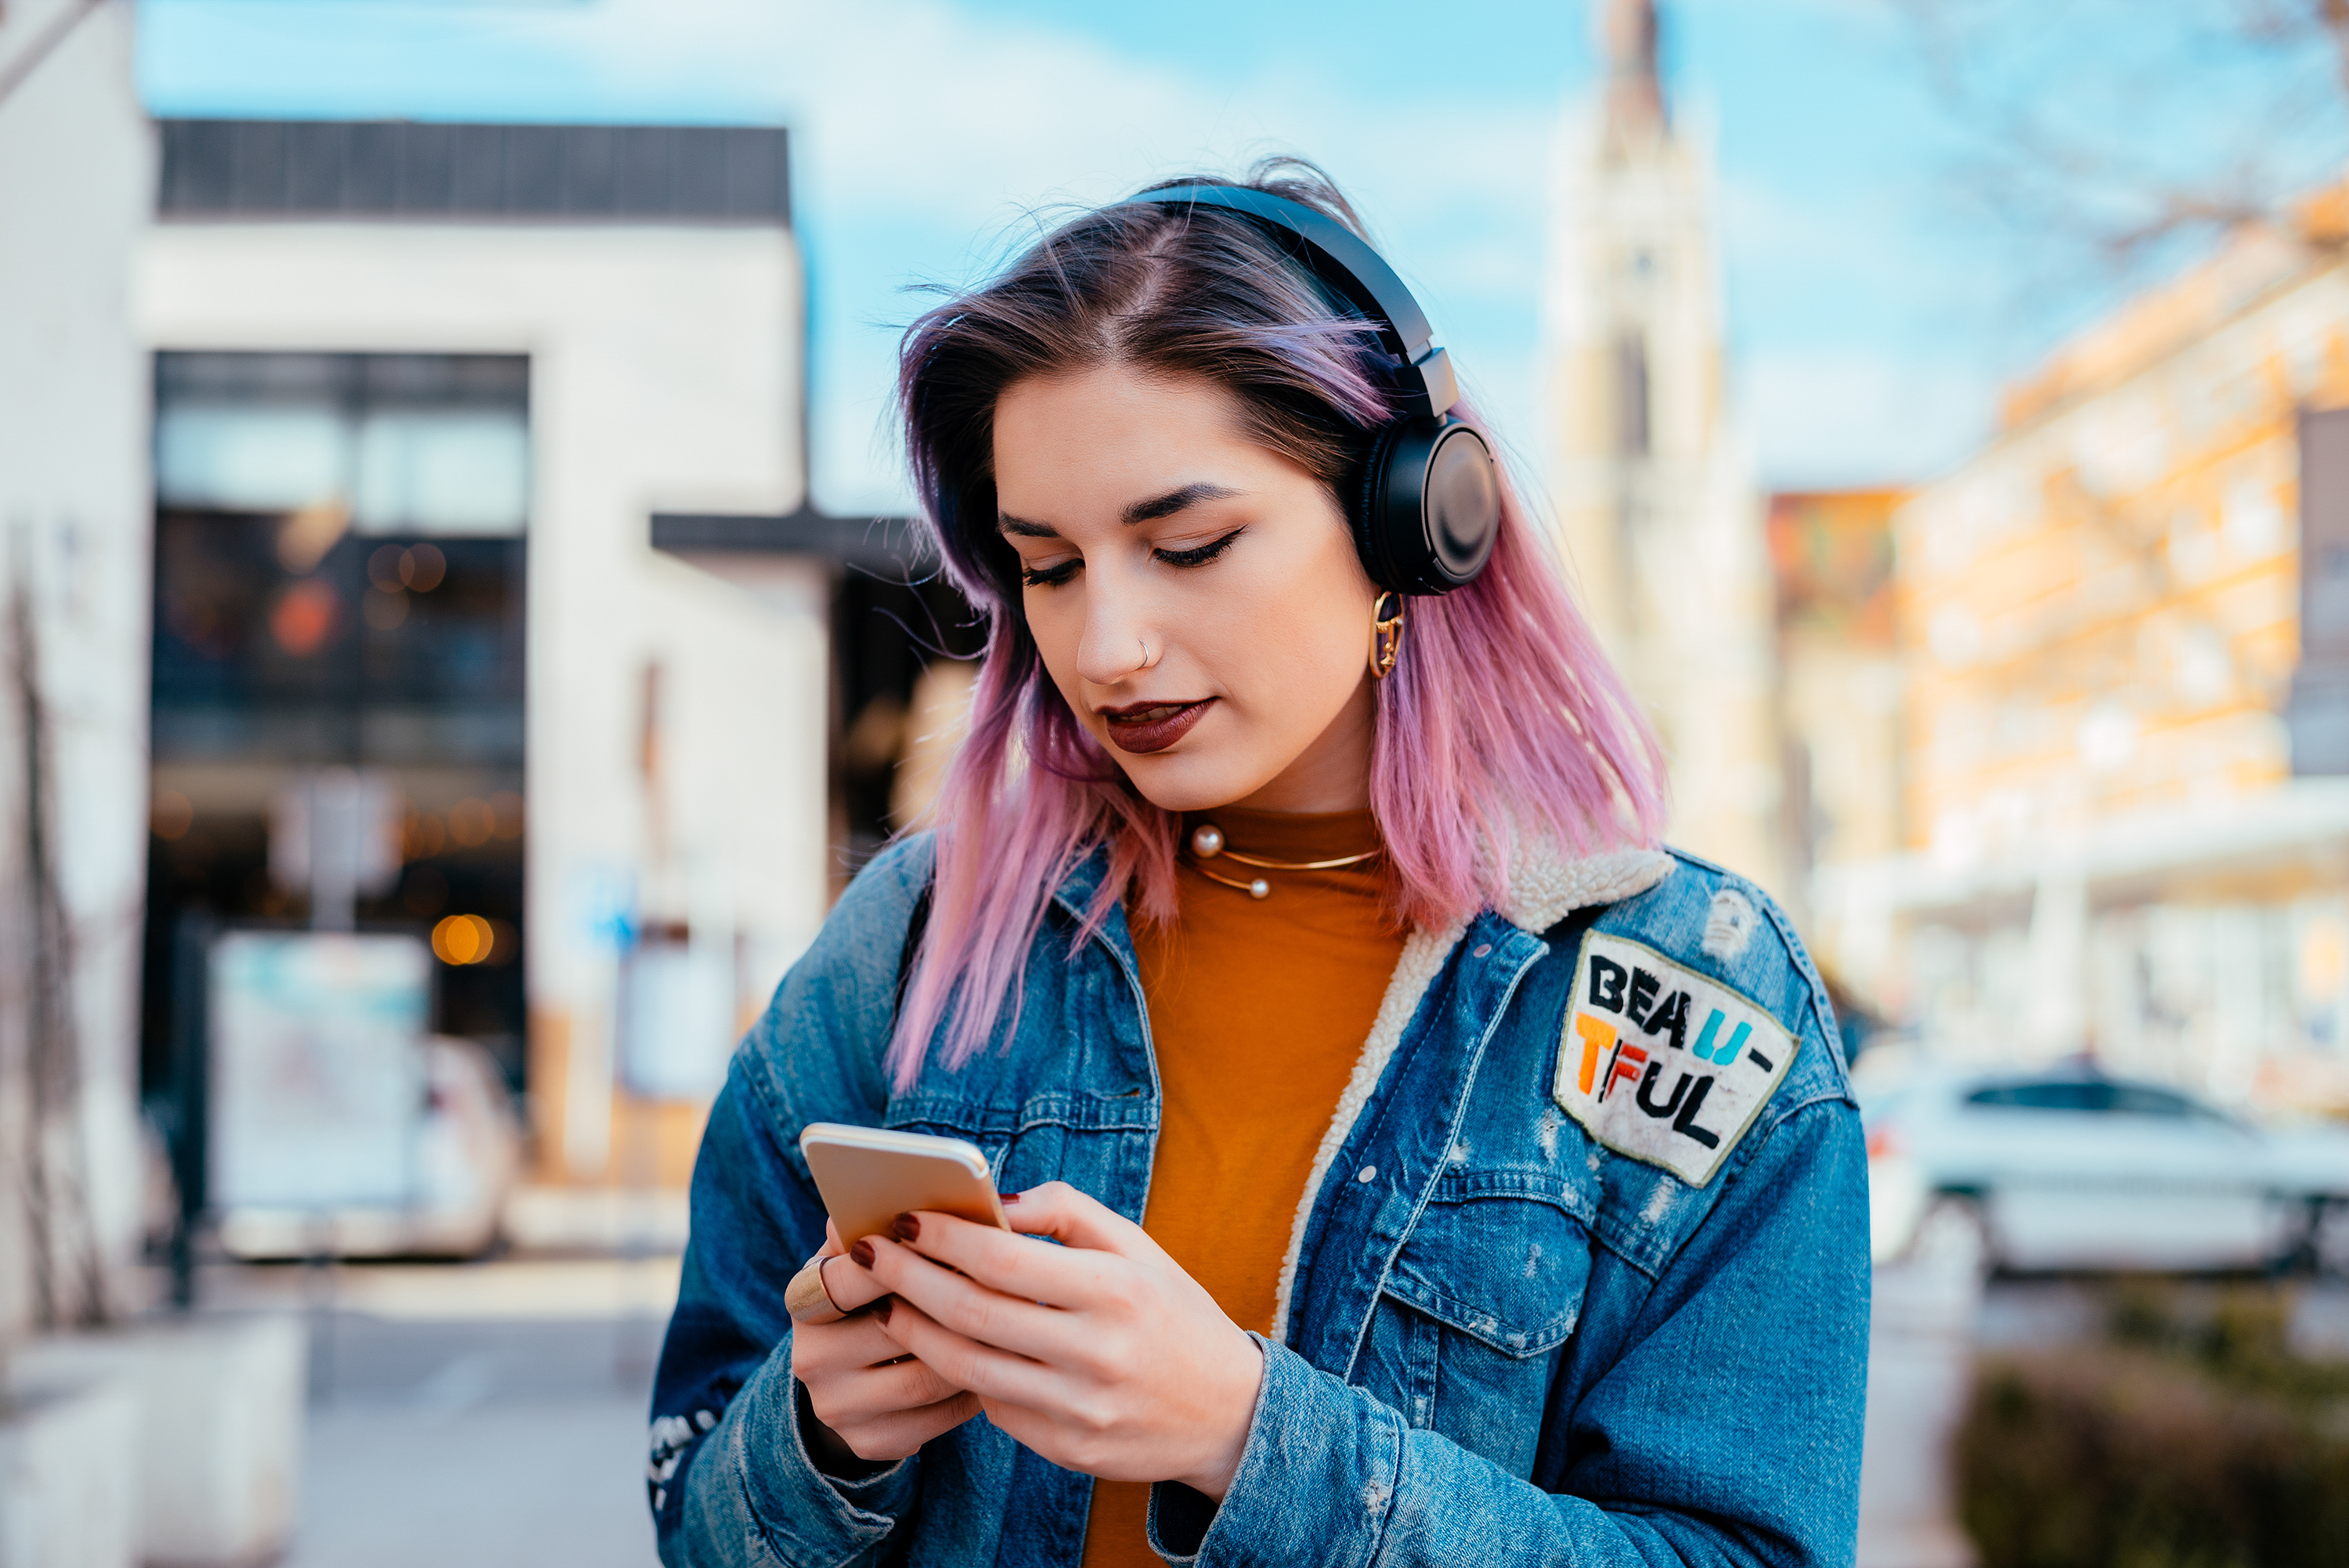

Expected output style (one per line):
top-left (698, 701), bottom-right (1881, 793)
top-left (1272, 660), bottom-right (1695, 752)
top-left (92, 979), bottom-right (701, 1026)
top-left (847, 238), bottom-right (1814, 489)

top-left (136, 0), bottom-right (2068, 512)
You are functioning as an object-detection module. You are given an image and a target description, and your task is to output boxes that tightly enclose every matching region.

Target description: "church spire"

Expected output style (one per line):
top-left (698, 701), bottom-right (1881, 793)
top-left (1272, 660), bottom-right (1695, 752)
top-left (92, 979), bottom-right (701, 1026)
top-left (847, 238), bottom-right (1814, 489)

top-left (1600, 0), bottom-right (1665, 146)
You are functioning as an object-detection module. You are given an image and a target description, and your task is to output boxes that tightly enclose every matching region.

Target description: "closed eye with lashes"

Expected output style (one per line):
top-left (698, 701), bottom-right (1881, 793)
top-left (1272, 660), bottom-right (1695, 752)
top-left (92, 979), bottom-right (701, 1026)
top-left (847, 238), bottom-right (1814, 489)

top-left (1018, 528), bottom-right (1243, 589)
top-left (1153, 528), bottom-right (1243, 568)
top-left (1019, 558), bottom-right (1080, 588)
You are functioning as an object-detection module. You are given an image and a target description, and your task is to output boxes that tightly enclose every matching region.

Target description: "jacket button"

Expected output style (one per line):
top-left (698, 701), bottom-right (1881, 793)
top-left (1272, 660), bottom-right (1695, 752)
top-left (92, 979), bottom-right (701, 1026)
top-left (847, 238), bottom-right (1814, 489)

top-left (1356, 1165), bottom-right (1377, 1183)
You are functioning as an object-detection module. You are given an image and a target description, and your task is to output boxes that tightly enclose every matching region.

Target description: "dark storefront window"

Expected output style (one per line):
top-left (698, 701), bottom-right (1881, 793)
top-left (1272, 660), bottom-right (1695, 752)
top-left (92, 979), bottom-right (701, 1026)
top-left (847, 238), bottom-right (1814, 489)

top-left (829, 571), bottom-right (984, 881)
top-left (142, 351), bottom-right (530, 1105)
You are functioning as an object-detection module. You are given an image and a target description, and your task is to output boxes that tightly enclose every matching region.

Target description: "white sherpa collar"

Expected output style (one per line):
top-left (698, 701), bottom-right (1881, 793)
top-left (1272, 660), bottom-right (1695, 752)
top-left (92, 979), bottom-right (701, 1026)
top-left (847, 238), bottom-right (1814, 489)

top-left (1497, 838), bottom-right (1676, 935)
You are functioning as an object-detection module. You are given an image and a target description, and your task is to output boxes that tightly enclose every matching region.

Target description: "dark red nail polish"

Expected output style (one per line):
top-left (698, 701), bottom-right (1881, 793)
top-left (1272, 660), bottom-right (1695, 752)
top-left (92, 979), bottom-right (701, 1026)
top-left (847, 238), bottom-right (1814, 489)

top-left (849, 1239), bottom-right (875, 1268)
top-left (1001, 1191), bottom-right (1020, 1205)
top-left (874, 1297), bottom-right (893, 1323)
top-left (892, 1213), bottom-right (920, 1243)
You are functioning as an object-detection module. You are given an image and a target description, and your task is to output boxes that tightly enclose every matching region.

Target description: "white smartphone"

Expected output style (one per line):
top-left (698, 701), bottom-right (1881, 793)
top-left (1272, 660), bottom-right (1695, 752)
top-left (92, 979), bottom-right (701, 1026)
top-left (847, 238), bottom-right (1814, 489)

top-left (799, 1123), bottom-right (1011, 1251)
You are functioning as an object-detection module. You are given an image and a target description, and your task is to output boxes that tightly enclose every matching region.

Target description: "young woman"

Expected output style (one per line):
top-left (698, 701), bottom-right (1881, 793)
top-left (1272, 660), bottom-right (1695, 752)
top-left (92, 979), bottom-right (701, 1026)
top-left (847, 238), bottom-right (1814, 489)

top-left (649, 163), bottom-right (1868, 1568)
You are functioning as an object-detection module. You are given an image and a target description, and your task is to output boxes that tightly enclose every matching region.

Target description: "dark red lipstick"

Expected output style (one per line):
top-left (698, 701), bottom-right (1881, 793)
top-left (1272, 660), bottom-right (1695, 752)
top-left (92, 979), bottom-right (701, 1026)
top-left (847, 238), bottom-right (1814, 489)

top-left (1099, 697), bottom-right (1214, 755)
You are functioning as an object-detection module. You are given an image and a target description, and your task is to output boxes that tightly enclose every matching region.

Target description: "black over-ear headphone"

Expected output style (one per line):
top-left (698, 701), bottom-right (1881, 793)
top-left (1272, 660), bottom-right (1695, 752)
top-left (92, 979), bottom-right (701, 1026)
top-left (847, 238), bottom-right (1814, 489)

top-left (1126, 186), bottom-right (1501, 596)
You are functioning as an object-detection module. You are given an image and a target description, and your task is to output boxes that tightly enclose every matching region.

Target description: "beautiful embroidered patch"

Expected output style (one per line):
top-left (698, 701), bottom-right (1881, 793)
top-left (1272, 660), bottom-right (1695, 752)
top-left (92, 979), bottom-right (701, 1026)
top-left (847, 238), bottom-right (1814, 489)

top-left (1551, 932), bottom-right (1797, 1188)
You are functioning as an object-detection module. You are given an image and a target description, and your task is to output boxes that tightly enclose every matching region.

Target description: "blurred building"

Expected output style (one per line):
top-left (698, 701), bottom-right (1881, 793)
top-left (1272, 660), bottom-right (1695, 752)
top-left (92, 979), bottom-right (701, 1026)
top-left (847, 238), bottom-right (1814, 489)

top-left (1768, 490), bottom-right (1907, 930)
top-left (2, 0), bottom-right (974, 1311)
top-left (1543, 0), bottom-right (1784, 893)
top-left (135, 117), bottom-right (832, 1192)
top-left (0, 0), bottom-right (153, 1332)
top-left (651, 505), bottom-right (980, 896)
top-left (1818, 218), bottom-right (2349, 1108)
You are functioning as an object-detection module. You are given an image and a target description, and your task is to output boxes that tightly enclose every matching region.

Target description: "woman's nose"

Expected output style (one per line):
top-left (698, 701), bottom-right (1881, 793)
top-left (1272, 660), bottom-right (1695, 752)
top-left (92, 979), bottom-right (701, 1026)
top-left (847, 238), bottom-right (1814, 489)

top-left (1073, 586), bottom-right (1155, 687)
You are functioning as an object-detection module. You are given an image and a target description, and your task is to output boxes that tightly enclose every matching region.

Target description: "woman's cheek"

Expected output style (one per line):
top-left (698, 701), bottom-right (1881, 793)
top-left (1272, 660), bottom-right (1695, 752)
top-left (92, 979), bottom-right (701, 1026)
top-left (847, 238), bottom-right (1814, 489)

top-left (1215, 615), bottom-right (1350, 754)
top-left (1025, 591), bottom-right (1086, 688)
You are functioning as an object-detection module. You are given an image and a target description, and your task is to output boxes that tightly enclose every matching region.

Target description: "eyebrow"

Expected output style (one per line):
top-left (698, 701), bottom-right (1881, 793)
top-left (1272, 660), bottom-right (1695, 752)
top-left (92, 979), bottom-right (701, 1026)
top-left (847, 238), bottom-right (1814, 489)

top-left (1123, 482), bottom-right (1239, 526)
top-left (997, 481), bottom-right (1242, 539)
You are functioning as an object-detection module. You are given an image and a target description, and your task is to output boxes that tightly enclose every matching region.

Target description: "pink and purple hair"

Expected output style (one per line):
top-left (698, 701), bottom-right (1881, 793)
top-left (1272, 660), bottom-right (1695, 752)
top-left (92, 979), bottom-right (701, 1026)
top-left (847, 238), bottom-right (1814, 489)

top-left (887, 160), bottom-right (1665, 1089)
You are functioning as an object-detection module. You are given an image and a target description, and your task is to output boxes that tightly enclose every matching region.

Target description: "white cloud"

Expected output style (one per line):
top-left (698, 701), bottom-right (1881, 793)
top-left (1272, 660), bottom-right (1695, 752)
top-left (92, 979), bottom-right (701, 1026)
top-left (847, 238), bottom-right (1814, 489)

top-left (546, 0), bottom-right (1550, 234)
top-left (511, 0), bottom-right (1570, 507)
top-left (1712, 165), bottom-right (2015, 488)
top-left (1738, 347), bottom-right (1996, 489)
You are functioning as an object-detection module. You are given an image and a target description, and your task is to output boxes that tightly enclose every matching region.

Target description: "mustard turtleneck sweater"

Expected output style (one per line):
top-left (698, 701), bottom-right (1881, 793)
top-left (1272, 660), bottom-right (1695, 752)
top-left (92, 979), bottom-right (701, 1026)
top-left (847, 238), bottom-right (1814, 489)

top-left (1080, 807), bottom-right (1405, 1568)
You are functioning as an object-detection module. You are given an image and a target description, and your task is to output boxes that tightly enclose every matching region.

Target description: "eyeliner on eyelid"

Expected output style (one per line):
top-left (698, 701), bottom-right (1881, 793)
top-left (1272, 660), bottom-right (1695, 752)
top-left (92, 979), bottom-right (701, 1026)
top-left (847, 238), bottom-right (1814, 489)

top-left (1018, 528), bottom-right (1239, 587)
top-left (1156, 528), bottom-right (1243, 566)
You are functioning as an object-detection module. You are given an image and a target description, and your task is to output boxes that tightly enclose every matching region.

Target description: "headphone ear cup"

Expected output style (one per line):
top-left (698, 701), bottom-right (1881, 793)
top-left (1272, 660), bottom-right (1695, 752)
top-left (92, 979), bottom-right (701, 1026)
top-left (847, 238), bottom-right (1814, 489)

top-left (1358, 416), bottom-right (1499, 595)
top-left (1347, 423), bottom-right (1404, 586)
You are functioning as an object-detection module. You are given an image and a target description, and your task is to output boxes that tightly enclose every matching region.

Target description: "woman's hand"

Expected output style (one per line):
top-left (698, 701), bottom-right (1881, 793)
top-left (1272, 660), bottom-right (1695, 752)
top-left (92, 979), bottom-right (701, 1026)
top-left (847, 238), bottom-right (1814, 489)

top-left (789, 1222), bottom-right (981, 1472)
top-left (854, 1182), bottom-right (1265, 1499)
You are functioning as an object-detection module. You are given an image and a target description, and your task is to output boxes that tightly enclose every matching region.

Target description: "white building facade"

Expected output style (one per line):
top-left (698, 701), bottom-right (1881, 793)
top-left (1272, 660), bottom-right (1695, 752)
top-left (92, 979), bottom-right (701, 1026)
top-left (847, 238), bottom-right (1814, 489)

top-left (135, 120), bottom-right (835, 1183)
top-left (0, 0), bottom-right (156, 1335)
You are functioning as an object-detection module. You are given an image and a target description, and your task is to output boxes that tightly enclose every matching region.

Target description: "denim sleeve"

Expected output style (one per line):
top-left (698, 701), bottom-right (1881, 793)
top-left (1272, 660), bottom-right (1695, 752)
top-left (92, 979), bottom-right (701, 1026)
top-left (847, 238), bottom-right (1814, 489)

top-left (650, 836), bottom-right (935, 1567)
top-left (1166, 1098), bottom-right (1871, 1568)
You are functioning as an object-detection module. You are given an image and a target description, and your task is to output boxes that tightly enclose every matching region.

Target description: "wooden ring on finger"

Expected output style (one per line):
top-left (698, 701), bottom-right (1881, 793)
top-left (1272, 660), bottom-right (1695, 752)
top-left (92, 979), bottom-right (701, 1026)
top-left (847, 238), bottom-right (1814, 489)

top-left (785, 1255), bottom-right (850, 1325)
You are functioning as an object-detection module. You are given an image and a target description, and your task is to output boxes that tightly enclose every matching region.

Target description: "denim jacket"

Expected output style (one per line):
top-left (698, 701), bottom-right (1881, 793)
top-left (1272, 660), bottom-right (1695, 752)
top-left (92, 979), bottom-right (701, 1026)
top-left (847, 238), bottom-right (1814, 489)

top-left (650, 830), bottom-right (1870, 1568)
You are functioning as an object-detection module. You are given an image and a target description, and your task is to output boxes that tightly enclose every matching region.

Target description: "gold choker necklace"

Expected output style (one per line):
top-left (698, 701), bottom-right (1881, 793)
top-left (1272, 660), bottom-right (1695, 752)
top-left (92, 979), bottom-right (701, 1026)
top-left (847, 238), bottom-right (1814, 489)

top-left (1184, 822), bottom-right (1382, 899)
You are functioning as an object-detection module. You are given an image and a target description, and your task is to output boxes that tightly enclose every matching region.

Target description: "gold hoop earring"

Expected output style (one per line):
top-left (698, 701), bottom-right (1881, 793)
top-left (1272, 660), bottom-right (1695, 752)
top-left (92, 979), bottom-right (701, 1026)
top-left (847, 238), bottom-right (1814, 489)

top-left (1369, 592), bottom-right (1405, 680)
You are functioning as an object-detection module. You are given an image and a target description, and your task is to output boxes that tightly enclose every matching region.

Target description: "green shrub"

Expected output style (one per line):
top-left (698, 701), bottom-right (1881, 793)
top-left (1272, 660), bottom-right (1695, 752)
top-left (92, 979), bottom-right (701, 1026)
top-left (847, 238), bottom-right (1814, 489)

top-left (1957, 1286), bottom-right (2349, 1568)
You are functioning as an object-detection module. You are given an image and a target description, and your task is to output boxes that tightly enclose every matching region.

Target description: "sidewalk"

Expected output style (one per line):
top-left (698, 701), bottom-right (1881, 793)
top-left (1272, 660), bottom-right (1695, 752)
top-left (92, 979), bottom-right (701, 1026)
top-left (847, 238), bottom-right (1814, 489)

top-left (287, 1314), bottom-right (662, 1568)
top-left (1858, 1260), bottom-right (1981, 1568)
top-left (191, 1256), bottom-right (677, 1568)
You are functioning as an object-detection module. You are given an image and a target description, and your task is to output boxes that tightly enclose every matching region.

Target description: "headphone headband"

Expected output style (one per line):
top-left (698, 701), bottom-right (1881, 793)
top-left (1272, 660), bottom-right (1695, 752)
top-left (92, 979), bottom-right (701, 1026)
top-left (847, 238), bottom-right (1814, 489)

top-left (1114, 182), bottom-right (1497, 596)
top-left (1126, 185), bottom-right (1460, 421)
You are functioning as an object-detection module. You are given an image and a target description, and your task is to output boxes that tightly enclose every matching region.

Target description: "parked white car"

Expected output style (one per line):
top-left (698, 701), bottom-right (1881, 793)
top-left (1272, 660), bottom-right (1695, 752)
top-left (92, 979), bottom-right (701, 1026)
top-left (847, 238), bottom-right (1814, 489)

top-left (1862, 1064), bottom-right (2349, 1275)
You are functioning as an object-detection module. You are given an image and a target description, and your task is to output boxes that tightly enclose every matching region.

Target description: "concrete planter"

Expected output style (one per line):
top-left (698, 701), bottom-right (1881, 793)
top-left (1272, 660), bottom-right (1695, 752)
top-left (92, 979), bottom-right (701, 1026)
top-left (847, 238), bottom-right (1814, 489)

top-left (13, 1316), bottom-right (305, 1568)
top-left (0, 1372), bottom-right (141, 1568)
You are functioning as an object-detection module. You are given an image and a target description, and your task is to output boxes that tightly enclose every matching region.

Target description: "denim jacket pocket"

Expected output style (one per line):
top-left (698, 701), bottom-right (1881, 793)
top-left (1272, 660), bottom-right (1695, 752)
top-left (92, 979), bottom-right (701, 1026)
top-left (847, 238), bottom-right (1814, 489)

top-left (885, 1089), bottom-right (1155, 1208)
top-left (880, 1101), bottom-right (1030, 1204)
top-left (1364, 1170), bottom-right (1594, 1475)
top-left (1384, 1170), bottom-right (1593, 1357)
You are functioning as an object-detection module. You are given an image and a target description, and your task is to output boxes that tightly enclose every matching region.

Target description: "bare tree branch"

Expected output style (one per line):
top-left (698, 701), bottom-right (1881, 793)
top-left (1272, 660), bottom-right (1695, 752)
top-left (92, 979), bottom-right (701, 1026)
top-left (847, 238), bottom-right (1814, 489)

top-left (0, 0), bottom-right (103, 112)
top-left (1897, 0), bottom-right (2349, 283)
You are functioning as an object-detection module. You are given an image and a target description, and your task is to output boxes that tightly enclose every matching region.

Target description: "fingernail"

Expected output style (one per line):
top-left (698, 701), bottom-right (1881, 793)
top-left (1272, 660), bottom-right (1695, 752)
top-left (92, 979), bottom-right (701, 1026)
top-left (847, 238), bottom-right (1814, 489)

top-left (1001, 1191), bottom-right (1020, 1205)
top-left (849, 1239), bottom-right (875, 1268)
top-left (874, 1297), bottom-right (893, 1324)
top-left (892, 1213), bottom-right (920, 1243)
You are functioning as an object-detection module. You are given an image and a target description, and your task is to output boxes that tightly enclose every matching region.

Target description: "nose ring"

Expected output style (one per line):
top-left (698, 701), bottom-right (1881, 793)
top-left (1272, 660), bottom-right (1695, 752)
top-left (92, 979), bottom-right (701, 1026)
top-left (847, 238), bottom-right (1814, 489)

top-left (1137, 635), bottom-right (1156, 669)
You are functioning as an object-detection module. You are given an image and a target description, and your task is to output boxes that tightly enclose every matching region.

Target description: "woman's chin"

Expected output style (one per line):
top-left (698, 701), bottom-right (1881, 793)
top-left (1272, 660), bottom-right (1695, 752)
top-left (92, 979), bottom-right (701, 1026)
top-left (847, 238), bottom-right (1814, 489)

top-left (1111, 749), bottom-right (1274, 816)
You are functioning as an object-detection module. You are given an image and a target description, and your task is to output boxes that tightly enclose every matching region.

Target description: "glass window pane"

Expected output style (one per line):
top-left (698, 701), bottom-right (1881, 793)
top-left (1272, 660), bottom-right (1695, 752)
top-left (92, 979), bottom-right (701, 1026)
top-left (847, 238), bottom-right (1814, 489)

top-left (353, 410), bottom-right (529, 535)
top-left (1966, 1080), bottom-right (2115, 1112)
top-left (157, 403), bottom-right (348, 512)
top-left (2108, 1085), bottom-right (2195, 1118)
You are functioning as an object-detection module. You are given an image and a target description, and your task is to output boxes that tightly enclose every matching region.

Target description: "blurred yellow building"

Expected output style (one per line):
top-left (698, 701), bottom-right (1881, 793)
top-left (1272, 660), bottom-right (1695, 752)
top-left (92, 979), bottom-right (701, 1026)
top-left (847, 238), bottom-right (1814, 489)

top-left (1819, 218), bottom-right (2349, 1108)
top-left (1767, 489), bottom-right (1906, 931)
